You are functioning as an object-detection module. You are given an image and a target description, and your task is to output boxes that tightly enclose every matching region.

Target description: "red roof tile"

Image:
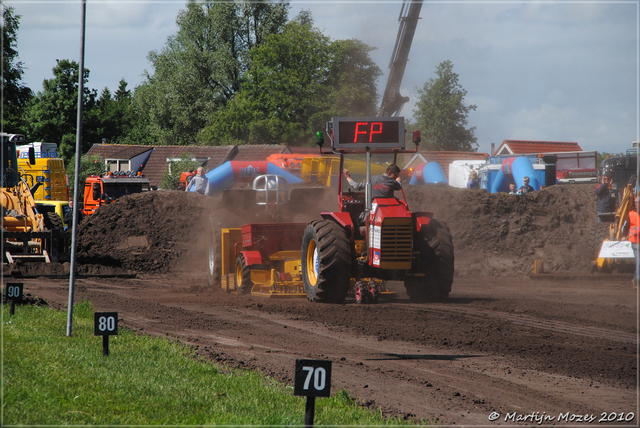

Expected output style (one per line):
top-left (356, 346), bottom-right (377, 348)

top-left (494, 140), bottom-right (582, 156)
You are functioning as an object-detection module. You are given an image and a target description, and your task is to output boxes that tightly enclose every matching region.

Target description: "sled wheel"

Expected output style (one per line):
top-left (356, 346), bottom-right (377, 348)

top-left (369, 281), bottom-right (379, 303)
top-left (405, 219), bottom-right (455, 302)
top-left (235, 254), bottom-right (253, 295)
top-left (355, 282), bottom-right (366, 304)
top-left (301, 219), bottom-right (351, 303)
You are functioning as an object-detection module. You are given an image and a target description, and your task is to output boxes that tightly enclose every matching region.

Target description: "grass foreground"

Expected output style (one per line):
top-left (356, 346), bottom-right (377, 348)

top-left (3, 300), bottom-right (417, 425)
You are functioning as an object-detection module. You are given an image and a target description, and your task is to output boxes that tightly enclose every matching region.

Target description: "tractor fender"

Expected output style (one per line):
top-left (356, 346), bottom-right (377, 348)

top-left (238, 250), bottom-right (263, 267)
top-left (321, 212), bottom-right (354, 239)
top-left (414, 212), bottom-right (434, 234)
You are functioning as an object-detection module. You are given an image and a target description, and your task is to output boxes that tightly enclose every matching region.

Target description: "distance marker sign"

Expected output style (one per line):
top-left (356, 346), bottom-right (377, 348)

top-left (294, 359), bottom-right (332, 397)
top-left (94, 312), bottom-right (118, 336)
top-left (94, 312), bottom-right (118, 356)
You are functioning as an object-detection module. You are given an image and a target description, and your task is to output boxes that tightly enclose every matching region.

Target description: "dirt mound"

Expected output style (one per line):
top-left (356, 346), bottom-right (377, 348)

top-left (405, 184), bottom-right (597, 276)
top-left (76, 191), bottom-right (216, 274)
top-left (73, 183), bottom-right (599, 277)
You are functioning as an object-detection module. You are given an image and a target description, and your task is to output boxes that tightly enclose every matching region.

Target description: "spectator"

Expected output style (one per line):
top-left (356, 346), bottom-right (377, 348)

top-left (508, 182), bottom-right (518, 194)
top-left (343, 164), bottom-right (402, 199)
top-left (186, 166), bottom-right (210, 195)
top-left (518, 176), bottom-right (534, 194)
top-left (64, 200), bottom-right (83, 229)
top-left (594, 172), bottom-right (616, 222)
top-left (466, 170), bottom-right (479, 189)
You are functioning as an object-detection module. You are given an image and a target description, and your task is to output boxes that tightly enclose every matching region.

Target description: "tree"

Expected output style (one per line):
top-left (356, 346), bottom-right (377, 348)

top-left (160, 153), bottom-right (203, 190)
top-left (199, 14), bottom-right (381, 145)
top-left (413, 60), bottom-right (477, 151)
top-left (66, 153), bottom-right (104, 190)
top-left (93, 79), bottom-right (137, 145)
top-left (24, 59), bottom-right (98, 163)
top-left (2, 6), bottom-right (32, 133)
top-left (133, 1), bottom-right (289, 145)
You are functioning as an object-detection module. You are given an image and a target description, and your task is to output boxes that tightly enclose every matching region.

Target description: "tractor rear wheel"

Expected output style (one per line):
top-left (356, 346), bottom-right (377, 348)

top-left (235, 254), bottom-right (253, 295)
top-left (207, 216), bottom-right (221, 287)
top-left (301, 219), bottom-right (351, 303)
top-left (405, 219), bottom-right (454, 302)
top-left (43, 212), bottom-right (64, 231)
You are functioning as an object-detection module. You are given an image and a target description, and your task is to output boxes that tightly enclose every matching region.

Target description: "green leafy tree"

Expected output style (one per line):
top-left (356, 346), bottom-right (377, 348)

top-left (133, 1), bottom-right (289, 145)
top-left (24, 59), bottom-right (98, 163)
top-left (199, 14), bottom-right (381, 145)
top-left (413, 60), bottom-right (477, 151)
top-left (160, 153), bottom-right (203, 190)
top-left (66, 153), bottom-right (104, 190)
top-left (2, 6), bottom-right (32, 133)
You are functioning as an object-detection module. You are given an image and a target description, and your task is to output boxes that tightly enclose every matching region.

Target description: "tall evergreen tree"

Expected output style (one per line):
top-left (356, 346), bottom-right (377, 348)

top-left (24, 59), bottom-right (98, 163)
top-left (413, 60), bottom-right (477, 152)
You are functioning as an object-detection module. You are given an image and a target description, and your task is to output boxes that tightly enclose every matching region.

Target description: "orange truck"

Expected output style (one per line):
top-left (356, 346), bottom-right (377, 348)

top-left (82, 172), bottom-right (151, 216)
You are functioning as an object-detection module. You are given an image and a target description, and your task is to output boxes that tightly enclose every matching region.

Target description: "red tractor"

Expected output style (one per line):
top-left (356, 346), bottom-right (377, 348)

top-left (300, 117), bottom-right (454, 303)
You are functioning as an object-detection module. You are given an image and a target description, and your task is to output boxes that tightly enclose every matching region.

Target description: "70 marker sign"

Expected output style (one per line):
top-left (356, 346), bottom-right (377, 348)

top-left (294, 360), bottom-right (332, 397)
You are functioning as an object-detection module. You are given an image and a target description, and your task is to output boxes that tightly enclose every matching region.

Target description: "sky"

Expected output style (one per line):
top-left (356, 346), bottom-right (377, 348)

top-left (6, 0), bottom-right (639, 155)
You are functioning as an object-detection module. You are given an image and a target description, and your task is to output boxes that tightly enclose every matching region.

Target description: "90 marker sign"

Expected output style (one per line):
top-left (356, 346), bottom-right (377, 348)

top-left (5, 282), bottom-right (23, 316)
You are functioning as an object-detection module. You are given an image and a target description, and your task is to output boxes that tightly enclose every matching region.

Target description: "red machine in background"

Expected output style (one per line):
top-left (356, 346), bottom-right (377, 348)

top-left (82, 172), bottom-right (151, 216)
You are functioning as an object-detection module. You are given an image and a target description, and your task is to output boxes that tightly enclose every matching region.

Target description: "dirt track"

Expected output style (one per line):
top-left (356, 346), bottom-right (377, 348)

top-left (7, 184), bottom-right (640, 424)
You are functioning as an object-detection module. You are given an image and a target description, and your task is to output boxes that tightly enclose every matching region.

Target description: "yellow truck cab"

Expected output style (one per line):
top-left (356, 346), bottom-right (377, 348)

top-left (17, 142), bottom-right (69, 228)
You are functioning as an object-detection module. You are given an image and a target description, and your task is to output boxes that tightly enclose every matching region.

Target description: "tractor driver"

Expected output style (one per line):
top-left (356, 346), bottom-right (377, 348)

top-left (343, 164), bottom-right (402, 199)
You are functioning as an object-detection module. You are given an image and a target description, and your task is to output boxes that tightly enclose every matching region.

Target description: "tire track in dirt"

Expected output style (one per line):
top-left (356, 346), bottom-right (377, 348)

top-left (402, 304), bottom-right (637, 344)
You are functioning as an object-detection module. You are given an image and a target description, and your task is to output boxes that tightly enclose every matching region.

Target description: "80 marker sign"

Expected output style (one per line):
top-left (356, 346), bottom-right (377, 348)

top-left (94, 312), bottom-right (118, 336)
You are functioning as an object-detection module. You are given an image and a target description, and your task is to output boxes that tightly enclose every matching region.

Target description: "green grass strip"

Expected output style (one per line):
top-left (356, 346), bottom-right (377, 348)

top-left (3, 300), bottom-right (416, 425)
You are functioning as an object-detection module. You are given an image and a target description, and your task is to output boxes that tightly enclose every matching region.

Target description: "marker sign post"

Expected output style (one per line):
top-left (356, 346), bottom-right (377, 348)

top-left (5, 283), bottom-right (23, 316)
top-left (94, 312), bottom-right (118, 356)
top-left (294, 359), bottom-right (332, 427)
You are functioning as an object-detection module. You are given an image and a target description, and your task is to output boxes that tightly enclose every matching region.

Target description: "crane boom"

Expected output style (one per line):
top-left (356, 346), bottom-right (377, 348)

top-left (379, 0), bottom-right (423, 117)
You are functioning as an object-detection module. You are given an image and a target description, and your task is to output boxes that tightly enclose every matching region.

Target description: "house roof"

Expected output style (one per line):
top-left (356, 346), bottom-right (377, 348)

top-left (144, 146), bottom-right (237, 188)
top-left (403, 151), bottom-right (489, 179)
top-left (285, 146), bottom-right (322, 155)
top-left (86, 144), bottom-right (237, 188)
top-left (494, 140), bottom-right (582, 156)
top-left (86, 144), bottom-right (152, 160)
top-left (228, 144), bottom-right (289, 161)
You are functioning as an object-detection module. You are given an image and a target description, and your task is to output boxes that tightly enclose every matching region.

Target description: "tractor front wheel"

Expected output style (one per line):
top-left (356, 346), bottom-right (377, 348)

top-left (235, 254), bottom-right (253, 295)
top-left (301, 219), bottom-right (351, 303)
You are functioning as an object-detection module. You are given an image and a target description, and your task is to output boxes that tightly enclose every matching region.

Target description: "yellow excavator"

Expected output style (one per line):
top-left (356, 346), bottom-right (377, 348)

top-left (2, 133), bottom-right (70, 263)
top-left (590, 175), bottom-right (637, 273)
